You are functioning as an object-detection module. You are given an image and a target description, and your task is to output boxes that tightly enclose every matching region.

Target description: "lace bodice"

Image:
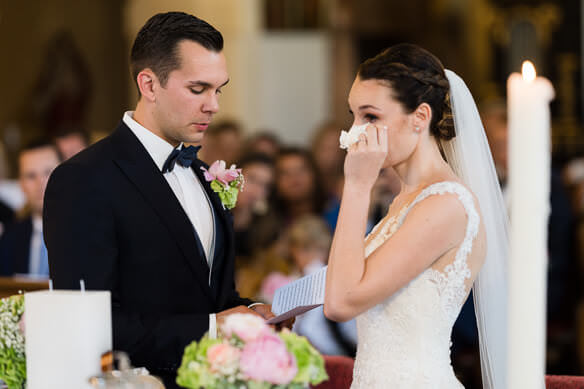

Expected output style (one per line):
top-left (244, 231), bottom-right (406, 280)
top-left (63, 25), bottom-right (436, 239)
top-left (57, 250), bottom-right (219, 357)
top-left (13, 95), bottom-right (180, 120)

top-left (352, 181), bottom-right (479, 389)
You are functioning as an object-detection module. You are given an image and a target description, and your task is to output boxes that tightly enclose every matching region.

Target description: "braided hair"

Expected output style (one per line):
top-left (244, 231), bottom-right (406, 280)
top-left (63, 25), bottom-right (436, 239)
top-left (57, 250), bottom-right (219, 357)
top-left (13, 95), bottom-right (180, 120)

top-left (358, 43), bottom-right (455, 141)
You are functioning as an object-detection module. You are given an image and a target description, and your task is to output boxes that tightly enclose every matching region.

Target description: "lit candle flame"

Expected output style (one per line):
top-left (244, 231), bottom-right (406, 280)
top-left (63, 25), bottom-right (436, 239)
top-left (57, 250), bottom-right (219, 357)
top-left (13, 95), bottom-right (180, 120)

top-left (522, 61), bottom-right (536, 82)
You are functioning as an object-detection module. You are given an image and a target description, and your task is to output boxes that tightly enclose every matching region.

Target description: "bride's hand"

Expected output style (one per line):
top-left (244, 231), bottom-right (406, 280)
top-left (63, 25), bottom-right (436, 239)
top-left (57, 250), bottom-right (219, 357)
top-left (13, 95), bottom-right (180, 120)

top-left (344, 124), bottom-right (388, 190)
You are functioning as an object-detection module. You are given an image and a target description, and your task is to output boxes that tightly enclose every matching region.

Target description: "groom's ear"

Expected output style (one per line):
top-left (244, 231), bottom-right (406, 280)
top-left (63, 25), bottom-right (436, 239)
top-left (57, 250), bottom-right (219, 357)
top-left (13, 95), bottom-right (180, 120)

top-left (136, 69), bottom-right (157, 102)
top-left (414, 103), bottom-right (432, 130)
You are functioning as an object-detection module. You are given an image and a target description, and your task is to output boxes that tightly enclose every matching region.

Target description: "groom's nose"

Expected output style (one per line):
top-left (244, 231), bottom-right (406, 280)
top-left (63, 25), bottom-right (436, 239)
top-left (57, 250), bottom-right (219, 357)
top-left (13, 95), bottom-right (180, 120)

top-left (202, 93), bottom-right (220, 114)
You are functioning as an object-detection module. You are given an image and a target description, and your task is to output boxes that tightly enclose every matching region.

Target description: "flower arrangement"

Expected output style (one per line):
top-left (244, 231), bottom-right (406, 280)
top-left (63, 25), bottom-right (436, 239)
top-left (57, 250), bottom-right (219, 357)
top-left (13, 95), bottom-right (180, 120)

top-left (0, 295), bottom-right (25, 389)
top-left (201, 161), bottom-right (245, 210)
top-left (176, 313), bottom-right (328, 389)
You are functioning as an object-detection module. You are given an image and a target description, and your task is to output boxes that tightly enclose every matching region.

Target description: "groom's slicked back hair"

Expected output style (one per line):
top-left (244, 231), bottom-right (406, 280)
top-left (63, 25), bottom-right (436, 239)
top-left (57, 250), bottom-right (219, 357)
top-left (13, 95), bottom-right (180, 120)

top-left (130, 11), bottom-right (223, 93)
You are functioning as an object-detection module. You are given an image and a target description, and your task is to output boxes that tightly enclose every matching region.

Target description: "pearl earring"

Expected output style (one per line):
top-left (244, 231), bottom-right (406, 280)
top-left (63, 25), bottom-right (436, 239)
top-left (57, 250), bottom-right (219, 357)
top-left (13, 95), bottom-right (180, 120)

top-left (415, 126), bottom-right (420, 132)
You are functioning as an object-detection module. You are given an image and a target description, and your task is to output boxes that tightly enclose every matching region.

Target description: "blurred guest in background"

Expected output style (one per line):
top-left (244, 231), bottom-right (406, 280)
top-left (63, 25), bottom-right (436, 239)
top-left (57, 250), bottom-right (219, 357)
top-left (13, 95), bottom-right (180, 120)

top-left (367, 167), bottom-right (401, 229)
top-left (54, 128), bottom-right (89, 160)
top-left (311, 121), bottom-right (346, 232)
top-left (481, 100), bottom-right (508, 197)
top-left (287, 215), bottom-right (357, 356)
top-left (233, 153), bottom-right (275, 258)
top-left (244, 131), bottom-right (281, 158)
top-left (273, 147), bottom-right (326, 225)
top-left (0, 140), bottom-right (25, 220)
top-left (235, 214), bottom-right (292, 300)
top-left (0, 200), bottom-right (14, 237)
top-left (0, 139), bottom-right (61, 277)
top-left (199, 119), bottom-right (243, 166)
top-left (311, 121), bottom-right (346, 197)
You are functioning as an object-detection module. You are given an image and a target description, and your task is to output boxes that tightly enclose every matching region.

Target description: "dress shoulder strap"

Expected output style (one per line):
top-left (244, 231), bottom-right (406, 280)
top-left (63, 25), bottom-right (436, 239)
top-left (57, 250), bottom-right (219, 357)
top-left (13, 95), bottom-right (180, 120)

top-left (398, 181), bottom-right (479, 241)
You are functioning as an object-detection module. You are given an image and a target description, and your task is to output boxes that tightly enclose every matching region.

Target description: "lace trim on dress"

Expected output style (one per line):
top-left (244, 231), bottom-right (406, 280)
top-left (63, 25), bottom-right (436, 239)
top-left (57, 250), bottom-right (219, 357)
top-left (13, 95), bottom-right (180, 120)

top-left (399, 181), bottom-right (480, 322)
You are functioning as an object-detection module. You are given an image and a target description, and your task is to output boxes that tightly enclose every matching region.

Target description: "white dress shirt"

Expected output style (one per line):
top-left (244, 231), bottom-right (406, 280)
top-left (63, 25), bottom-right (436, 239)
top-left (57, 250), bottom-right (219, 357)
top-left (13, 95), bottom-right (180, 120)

top-left (123, 111), bottom-right (218, 336)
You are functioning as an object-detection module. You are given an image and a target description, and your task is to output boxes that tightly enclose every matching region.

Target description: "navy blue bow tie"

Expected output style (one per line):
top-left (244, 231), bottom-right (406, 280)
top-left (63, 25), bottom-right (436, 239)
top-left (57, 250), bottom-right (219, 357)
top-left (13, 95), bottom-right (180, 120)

top-left (162, 145), bottom-right (201, 173)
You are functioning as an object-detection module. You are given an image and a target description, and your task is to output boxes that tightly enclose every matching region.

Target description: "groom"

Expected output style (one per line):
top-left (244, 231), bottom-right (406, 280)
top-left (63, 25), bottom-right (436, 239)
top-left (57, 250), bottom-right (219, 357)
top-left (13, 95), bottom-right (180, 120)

top-left (44, 12), bottom-right (273, 387)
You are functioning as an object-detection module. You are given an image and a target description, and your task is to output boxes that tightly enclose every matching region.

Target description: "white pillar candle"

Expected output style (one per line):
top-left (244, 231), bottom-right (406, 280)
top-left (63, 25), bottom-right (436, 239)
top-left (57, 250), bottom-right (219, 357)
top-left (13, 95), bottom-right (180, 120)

top-left (25, 290), bottom-right (112, 389)
top-left (507, 61), bottom-right (554, 388)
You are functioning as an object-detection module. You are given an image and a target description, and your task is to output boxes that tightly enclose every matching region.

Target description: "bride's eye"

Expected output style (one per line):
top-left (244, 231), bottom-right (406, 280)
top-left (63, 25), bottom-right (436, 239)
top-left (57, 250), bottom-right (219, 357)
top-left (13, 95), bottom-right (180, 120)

top-left (364, 113), bottom-right (378, 122)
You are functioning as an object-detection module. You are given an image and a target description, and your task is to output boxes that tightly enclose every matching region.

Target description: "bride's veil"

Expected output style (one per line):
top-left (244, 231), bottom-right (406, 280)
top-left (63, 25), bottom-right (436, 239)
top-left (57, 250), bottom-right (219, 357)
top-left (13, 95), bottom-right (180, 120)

top-left (441, 70), bottom-right (509, 389)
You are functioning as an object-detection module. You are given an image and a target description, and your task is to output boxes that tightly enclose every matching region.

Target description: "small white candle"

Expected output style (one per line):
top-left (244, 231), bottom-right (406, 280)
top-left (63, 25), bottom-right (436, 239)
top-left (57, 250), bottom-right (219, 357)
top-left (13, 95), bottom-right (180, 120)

top-left (507, 61), bottom-right (554, 388)
top-left (25, 290), bottom-right (112, 389)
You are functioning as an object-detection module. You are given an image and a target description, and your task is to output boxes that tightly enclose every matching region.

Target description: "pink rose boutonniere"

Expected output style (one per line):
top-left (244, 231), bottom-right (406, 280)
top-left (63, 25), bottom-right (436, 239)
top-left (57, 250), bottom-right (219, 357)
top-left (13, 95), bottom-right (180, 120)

top-left (201, 160), bottom-right (244, 209)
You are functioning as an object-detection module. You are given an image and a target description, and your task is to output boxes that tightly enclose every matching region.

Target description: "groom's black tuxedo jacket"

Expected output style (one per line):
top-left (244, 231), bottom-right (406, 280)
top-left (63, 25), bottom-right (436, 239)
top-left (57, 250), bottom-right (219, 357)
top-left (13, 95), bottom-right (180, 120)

top-left (44, 122), bottom-right (251, 378)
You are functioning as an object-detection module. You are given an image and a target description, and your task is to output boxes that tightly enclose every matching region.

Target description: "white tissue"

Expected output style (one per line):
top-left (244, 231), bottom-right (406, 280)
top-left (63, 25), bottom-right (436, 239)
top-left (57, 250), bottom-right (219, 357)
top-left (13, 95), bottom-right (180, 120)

top-left (339, 123), bottom-right (369, 149)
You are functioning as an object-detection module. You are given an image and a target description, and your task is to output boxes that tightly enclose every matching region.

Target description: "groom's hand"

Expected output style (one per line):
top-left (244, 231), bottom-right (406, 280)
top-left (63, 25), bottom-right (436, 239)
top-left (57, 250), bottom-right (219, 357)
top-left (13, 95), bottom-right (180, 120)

top-left (251, 304), bottom-right (295, 331)
top-left (249, 303), bottom-right (275, 321)
top-left (216, 305), bottom-right (264, 327)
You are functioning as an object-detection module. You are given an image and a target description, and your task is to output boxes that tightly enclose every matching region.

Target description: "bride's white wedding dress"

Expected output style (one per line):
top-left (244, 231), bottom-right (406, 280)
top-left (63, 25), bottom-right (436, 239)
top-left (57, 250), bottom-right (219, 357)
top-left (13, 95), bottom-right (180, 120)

top-left (351, 181), bottom-right (479, 389)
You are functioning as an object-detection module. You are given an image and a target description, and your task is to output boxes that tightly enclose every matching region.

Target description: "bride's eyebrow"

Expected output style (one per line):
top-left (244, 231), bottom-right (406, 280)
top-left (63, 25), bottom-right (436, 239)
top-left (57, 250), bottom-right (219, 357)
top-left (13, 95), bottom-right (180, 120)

top-left (358, 104), bottom-right (381, 111)
top-left (348, 104), bottom-right (381, 115)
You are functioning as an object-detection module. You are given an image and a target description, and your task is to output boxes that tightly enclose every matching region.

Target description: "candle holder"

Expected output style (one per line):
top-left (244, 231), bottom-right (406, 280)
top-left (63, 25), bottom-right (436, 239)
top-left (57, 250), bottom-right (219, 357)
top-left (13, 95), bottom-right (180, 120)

top-left (88, 351), bottom-right (164, 389)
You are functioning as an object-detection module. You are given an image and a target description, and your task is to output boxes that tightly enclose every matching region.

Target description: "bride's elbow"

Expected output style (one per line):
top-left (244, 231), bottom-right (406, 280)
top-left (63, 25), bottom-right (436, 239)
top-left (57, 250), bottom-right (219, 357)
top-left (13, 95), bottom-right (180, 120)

top-left (323, 298), bottom-right (352, 322)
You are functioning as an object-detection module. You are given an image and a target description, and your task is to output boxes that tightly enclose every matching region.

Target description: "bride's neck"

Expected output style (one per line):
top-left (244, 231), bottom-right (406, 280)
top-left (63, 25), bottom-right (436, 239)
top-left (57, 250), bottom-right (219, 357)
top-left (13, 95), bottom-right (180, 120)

top-left (394, 136), bottom-right (452, 195)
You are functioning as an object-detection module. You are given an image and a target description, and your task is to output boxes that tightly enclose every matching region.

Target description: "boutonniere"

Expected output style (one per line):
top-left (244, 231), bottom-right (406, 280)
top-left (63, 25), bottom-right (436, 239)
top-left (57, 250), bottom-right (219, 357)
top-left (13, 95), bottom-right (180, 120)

top-left (201, 160), bottom-right (244, 210)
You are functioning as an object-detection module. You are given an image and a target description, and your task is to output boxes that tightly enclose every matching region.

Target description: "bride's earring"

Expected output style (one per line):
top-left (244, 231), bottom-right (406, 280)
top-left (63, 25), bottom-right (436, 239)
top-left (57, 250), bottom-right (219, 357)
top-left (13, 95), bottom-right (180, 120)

top-left (414, 126), bottom-right (420, 132)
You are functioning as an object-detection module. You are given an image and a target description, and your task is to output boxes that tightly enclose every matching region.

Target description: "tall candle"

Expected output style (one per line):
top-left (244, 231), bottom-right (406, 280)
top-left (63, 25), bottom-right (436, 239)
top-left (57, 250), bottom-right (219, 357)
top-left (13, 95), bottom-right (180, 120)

top-left (25, 290), bottom-right (112, 389)
top-left (507, 61), bottom-right (554, 388)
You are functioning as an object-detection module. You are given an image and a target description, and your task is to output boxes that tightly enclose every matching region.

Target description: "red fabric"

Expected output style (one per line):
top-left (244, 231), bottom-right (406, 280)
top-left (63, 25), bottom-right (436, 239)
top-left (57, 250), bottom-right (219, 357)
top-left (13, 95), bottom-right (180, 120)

top-left (546, 375), bottom-right (584, 389)
top-left (312, 356), bottom-right (584, 389)
top-left (312, 355), bottom-right (354, 389)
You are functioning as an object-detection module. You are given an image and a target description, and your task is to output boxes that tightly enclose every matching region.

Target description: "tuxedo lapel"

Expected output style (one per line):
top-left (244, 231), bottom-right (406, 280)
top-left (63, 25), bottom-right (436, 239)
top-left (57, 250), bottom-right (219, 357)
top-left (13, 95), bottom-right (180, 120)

top-left (191, 159), bottom-right (231, 287)
top-left (110, 125), bottom-right (214, 301)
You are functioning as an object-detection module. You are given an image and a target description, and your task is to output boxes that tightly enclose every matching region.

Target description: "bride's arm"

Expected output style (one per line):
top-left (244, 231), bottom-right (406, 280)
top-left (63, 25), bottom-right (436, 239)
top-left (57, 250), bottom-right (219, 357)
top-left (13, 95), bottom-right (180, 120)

top-left (324, 126), bottom-right (466, 322)
top-left (324, 193), bottom-right (466, 322)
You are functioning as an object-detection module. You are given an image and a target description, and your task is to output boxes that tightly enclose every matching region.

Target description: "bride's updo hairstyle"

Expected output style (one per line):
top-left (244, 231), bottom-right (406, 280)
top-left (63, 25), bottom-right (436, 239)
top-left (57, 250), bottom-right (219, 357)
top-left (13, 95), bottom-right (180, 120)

top-left (358, 43), bottom-right (455, 141)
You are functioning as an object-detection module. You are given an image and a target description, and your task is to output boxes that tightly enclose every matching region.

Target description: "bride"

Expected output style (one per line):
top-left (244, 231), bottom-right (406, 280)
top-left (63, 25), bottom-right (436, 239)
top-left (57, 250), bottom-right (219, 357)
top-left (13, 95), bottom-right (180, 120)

top-left (324, 43), bottom-right (508, 388)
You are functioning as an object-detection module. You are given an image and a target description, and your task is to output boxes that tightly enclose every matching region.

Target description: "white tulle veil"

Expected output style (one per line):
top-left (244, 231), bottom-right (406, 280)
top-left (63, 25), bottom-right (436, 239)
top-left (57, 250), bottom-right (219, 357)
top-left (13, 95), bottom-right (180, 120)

top-left (441, 70), bottom-right (509, 389)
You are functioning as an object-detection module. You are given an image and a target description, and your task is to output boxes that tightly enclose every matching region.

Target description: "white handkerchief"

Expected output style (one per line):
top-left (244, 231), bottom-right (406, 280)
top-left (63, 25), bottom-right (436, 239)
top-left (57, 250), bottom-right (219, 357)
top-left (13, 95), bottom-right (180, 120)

top-left (339, 123), bottom-right (369, 149)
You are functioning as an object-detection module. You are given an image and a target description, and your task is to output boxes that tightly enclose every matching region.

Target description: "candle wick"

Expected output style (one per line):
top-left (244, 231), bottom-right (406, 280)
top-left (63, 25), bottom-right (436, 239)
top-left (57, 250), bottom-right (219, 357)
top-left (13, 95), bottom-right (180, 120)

top-left (49, 279), bottom-right (53, 291)
top-left (80, 279), bottom-right (86, 292)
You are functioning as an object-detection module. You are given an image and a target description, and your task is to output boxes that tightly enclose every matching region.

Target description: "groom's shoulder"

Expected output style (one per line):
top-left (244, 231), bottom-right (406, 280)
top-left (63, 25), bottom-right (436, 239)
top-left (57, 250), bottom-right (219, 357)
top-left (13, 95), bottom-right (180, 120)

top-left (51, 122), bottom-right (127, 181)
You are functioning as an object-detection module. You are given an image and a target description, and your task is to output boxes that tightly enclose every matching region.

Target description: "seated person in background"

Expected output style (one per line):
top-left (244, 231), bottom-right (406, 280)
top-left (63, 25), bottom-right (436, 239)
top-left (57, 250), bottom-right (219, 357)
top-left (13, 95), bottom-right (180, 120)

top-left (244, 131), bottom-right (281, 158)
top-left (287, 215), bottom-right (357, 356)
top-left (232, 153), bottom-right (275, 258)
top-left (273, 147), bottom-right (327, 225)
top-left (54, 129), bottom-right (90, 160)
top-left (0, 139), bottom-right (62, 277)
top-left (0, 199), bottom-right (14, 237)
top-left (235, 212), bottom-right (292, 300)
top-left (311, 121), bottom-right (346, 199)
top-left (199, 119), bottom-right (243, 166)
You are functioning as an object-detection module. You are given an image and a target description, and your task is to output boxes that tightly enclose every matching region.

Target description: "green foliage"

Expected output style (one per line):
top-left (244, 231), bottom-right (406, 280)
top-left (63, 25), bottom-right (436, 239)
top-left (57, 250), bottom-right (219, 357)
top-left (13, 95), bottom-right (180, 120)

top-left (176, 337), bottom-right (221, 389)
top-left (278, 331), bottom-right (328, 385)
top-left (0, 295), bottom-right (25, 389)
top-left (211, 179), bottom-right (242, 210)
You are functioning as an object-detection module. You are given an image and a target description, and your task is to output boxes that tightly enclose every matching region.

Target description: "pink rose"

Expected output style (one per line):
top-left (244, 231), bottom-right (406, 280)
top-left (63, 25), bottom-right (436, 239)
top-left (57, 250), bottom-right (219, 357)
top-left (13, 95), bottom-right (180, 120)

top-left (220, 313), bottom-right (270, 343)
top-left (201, 160), bottom-right (242, 185)
top-left (240, 333), bottom-right (297, 384)
top-left (207, 342), bottom-right (240, 375)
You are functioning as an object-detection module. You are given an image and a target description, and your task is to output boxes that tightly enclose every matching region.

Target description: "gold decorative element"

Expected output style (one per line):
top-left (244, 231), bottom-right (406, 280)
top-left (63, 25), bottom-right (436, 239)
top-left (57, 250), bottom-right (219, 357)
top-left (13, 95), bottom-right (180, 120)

top-left (489, 3), bottom-right (562, 48)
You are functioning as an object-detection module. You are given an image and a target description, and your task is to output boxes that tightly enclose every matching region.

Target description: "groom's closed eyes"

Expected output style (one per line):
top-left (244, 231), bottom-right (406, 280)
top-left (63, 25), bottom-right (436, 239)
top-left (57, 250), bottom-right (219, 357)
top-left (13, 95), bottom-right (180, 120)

top-left (187, 79), bottom-right (229, 95)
